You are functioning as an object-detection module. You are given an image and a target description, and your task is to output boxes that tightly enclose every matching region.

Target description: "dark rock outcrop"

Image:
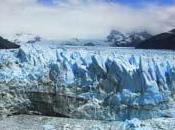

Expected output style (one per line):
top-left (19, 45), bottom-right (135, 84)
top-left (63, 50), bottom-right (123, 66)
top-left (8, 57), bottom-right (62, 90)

top-left (136, 29), bottom-right (175, 50)
top-left (0, 36), bottom-right (20, 49)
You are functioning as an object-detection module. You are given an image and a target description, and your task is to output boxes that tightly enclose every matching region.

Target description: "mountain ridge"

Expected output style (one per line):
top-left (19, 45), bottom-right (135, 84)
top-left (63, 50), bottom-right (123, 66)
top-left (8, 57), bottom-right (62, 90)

top-left (136, 29), bottom-right (175, 49)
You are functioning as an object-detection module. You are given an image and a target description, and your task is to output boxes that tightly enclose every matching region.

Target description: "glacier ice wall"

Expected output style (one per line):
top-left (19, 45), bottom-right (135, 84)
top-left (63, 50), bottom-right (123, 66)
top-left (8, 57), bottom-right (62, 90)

top-left (0, 44), bottom-right (175, 120)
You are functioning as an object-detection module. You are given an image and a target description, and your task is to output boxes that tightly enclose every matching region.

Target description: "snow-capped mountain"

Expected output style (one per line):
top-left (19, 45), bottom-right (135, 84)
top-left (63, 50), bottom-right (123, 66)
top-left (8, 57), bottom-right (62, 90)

top-left (4, 33), bottom-right (110, 46)
top-left (5, 33), bottom-right (42, 45)
top-left (2, 30), bottom-right (152, 47)
top-left (107, 30), bottom-right (152, 47)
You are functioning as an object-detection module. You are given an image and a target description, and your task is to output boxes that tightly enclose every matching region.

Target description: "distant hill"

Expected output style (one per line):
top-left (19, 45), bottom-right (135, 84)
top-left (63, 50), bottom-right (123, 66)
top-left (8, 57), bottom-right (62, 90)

top-left (136, 29), bottom-right (175, 50)
top-left (0, 36), bottom-right (20, 49)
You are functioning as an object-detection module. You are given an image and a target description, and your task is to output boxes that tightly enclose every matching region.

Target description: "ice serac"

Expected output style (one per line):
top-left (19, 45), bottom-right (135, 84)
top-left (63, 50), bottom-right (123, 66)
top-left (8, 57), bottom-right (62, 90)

top-left (0, 44), bottom-right (175, 120)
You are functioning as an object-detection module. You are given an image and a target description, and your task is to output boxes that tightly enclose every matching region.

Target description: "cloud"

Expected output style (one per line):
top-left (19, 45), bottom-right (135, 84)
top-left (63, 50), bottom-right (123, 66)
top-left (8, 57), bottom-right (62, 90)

top-left (0, 0), bottom-right (175, 39)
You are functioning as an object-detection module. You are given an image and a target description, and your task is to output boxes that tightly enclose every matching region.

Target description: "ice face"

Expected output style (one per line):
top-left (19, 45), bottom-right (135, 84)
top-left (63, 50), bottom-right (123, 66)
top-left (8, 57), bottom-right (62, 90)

top-left (0, 44), bottom-right (175, 120)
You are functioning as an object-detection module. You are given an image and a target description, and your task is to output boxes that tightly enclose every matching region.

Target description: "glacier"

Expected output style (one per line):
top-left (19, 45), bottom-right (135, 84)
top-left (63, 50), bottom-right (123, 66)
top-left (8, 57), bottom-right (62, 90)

top-left (0, 43), bottom-right (175, 121)
top-left (1, 115), bottom-right (175, 130)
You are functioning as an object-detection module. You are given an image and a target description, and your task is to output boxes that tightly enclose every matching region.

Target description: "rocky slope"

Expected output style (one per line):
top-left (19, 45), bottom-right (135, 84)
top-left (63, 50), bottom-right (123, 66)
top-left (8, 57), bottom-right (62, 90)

top-left (136, 29), bottom-right (175, 49)
top-left (0, 44), bottom-right (175, 121)
top-left (0, 36), bottom-right (20, 49)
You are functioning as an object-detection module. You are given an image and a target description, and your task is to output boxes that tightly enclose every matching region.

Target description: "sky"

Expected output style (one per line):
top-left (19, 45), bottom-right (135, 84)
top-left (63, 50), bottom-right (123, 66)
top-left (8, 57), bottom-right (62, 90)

top-left (0, 0), bottom-right (175, 39)
top-left (39, 0), bottom-right (175, 6)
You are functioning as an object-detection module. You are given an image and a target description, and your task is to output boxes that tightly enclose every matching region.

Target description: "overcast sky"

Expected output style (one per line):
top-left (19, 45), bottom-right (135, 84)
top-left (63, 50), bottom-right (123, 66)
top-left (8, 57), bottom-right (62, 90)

top-left (0, 0), bottom-right (175, 39)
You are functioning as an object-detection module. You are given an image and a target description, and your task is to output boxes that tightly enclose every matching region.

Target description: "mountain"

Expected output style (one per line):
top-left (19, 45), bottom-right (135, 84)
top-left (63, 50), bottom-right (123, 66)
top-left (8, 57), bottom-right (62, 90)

top-left (136, 29), bottom-right (175, 49)
top-left (0, 36), bottom-right (20, 49)
top-left (4, 31), bottom-right (152, 47)
top-left (4, 33), bottom-right (111, 47)
top-left (6, 33), bottom-right (42, 44)
top-left (107, 30), bottom-right (152, 47)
